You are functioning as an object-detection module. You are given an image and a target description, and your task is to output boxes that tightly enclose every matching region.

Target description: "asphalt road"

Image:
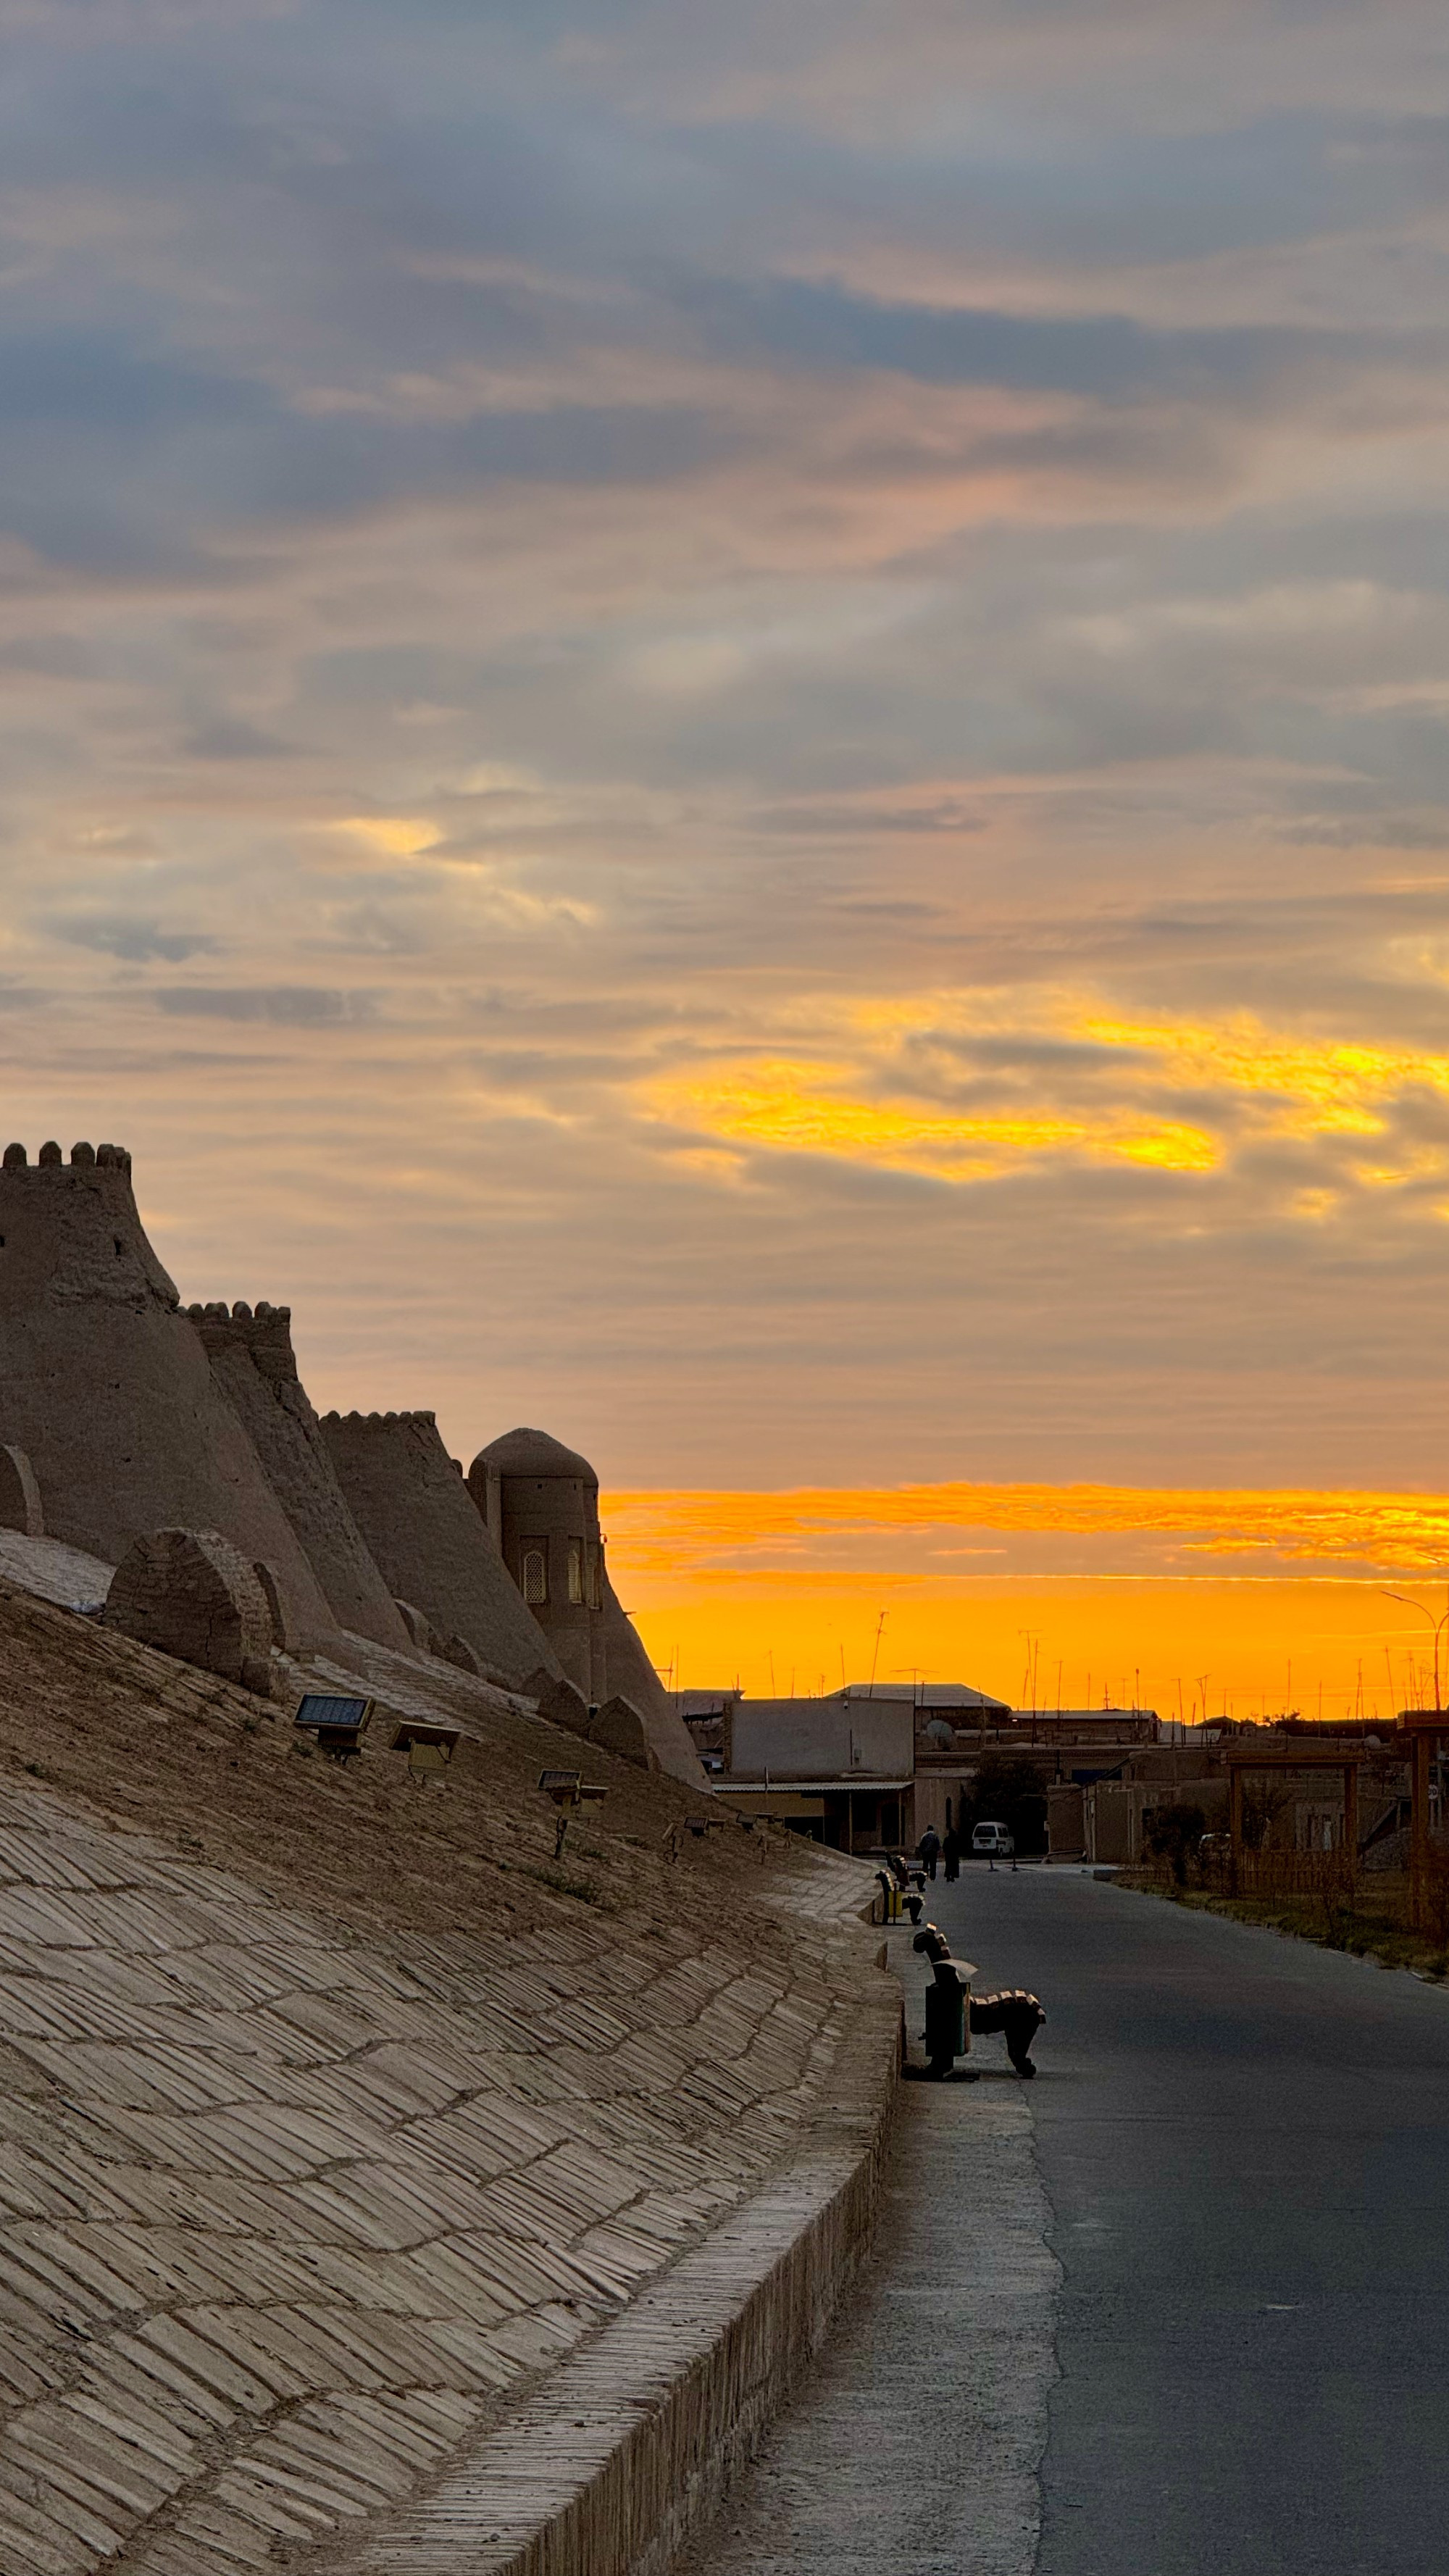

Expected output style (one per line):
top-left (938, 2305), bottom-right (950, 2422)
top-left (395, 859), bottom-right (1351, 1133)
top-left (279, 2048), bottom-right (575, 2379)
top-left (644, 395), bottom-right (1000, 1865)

top-left (677, 1867), bottom-right (1449, 2576)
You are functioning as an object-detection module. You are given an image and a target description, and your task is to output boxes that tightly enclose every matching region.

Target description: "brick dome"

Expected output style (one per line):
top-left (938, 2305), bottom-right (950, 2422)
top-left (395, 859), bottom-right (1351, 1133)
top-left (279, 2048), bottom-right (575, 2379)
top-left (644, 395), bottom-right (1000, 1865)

top-left (474, 1426), bottom-right (598, 1485)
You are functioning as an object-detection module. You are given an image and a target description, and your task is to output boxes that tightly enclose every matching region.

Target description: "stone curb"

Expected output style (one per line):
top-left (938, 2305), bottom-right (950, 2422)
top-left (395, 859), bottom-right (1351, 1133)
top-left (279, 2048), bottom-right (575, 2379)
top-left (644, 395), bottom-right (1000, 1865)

top-left (354, 1972), bottom-right (903, 2576)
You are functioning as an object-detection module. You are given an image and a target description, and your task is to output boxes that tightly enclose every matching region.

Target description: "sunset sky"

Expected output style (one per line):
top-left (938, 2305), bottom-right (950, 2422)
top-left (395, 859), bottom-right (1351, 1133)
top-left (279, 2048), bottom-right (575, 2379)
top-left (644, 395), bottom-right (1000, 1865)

top-left (4, 0), bottom-right (1449, 1714)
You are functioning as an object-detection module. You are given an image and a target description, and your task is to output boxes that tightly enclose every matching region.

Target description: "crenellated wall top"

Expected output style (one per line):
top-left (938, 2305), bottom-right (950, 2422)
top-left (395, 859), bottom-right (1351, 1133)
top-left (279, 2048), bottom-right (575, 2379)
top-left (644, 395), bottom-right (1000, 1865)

top-left (3, 1141), bottom-right (132, 1172)
top-left (319, 1409), bottom-right (438, 1429)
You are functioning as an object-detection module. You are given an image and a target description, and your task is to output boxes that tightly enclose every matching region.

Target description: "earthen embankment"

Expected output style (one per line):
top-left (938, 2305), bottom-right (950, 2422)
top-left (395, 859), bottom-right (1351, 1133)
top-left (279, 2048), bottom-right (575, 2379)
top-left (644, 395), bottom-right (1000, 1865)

top-left (0, 1583), bottom-right (893, 2576)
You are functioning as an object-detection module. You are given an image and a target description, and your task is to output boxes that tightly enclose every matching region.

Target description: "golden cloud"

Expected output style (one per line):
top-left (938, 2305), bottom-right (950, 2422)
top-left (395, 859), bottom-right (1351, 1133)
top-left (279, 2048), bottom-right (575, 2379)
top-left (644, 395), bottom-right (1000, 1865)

top-left (642, 1054), bottom-right (1218, 1180)
top-left (322, 816), bottom-right (443, 861)
top-left (1076, 1009), bottom-right (1449, 1136)
top-left (635, 990), bottom-right (1449, 1196)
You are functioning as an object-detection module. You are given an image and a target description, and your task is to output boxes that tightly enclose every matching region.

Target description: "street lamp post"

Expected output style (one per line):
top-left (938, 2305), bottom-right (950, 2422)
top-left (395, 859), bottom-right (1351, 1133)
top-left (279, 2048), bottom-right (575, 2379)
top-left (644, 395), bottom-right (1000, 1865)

top-left (1380, 1587), bottom-right (1449, 1714)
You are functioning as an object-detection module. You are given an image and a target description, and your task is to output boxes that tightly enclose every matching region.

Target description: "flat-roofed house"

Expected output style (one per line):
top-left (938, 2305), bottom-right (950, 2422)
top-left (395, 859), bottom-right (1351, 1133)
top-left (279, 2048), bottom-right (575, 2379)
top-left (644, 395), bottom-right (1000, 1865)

top-left (715, 1691), bottom-right (915, 1851)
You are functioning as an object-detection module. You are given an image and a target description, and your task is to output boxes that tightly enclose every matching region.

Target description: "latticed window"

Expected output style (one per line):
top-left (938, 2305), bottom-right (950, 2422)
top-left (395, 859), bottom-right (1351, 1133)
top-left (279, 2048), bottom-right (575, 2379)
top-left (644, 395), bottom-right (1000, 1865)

top-left (586, 1546), bottom-right (604, 1612)
top-left (522, 1546), bottom-right (548, 1604)
top-left (567, 1538), bottom-right (584, 1604)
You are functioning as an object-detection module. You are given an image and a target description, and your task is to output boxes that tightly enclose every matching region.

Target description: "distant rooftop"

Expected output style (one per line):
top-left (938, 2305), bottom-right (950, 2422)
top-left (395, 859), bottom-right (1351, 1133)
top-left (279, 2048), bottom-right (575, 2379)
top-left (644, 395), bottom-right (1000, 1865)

top-left (1016, 1706), bottom-right (1159, 1724)
top-left (677, 1688), bottom-right (741, 1717)
top-left (845, 1680), bottom-right (1011, 1710)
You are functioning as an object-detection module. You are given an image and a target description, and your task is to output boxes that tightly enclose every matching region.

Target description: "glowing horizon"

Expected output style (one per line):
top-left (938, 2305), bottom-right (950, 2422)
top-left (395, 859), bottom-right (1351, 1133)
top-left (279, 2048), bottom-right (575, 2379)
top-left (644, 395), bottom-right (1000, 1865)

top-left (607, 1483), bottom-right (1449, 1724)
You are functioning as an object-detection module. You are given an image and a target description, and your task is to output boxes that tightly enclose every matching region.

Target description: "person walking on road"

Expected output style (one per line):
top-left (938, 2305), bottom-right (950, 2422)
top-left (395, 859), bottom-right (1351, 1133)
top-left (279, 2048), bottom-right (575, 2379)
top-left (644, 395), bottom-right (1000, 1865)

top-left (917, 1825), bottom-right (940, 1880)
top-left (942, 1825), bottom-right (961, 1883)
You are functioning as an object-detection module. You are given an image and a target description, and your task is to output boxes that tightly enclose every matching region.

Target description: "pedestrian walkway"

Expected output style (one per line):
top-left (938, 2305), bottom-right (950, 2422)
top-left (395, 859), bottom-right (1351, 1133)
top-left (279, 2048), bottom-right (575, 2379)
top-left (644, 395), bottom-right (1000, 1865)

top-left (681, 1868), bottom-right (1449, 2575)
top-left (670, 1976), bottom-right (1056, 2575)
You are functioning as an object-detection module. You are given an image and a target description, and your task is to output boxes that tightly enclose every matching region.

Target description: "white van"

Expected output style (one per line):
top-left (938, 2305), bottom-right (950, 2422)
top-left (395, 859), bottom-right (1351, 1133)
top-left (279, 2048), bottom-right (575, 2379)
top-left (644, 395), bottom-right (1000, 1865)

top-left (972, 1820), bottom-right (1014, 1858)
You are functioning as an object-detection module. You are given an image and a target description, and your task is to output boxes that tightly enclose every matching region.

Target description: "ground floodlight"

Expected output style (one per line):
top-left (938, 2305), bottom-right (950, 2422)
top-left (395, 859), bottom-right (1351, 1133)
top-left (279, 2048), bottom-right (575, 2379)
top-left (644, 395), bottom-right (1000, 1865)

top-left (390, 1720), bottom-right (462, 1783)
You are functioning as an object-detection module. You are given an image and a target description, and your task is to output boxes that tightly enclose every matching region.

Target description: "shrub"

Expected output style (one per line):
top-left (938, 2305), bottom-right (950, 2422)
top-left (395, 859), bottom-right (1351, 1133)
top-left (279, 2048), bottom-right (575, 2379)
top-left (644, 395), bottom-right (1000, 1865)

top-left (1145, 1802), bottom-right (1207, 1886)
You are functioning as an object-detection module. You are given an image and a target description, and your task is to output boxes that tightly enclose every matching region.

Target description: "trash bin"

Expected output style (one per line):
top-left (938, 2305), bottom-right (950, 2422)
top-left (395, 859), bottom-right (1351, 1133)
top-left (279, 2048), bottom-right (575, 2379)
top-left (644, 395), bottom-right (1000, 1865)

top-left (913, 1925), bottom-right (980, 2078)
top-left (924, 1975), bottom-right (966, 2068)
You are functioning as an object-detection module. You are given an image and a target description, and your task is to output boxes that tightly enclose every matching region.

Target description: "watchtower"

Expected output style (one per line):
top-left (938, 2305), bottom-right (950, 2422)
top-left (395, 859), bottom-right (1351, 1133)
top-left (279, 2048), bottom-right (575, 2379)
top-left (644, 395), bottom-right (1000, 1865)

top-left (0, 1141), bottom-right (335, 1644)
top-left (469, 1426), bottom-right (609, 1701)
top-left (470, 1426), bottom-right (706, 1785)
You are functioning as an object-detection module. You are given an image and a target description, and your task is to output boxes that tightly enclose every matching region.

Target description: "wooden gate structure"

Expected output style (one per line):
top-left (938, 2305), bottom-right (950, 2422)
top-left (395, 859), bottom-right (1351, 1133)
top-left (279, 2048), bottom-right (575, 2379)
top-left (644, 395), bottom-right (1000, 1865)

top-left (1397, 1711), bottom-right (1445, 1930)
top-left (1224, 1745), bottom-right (1364, 1896)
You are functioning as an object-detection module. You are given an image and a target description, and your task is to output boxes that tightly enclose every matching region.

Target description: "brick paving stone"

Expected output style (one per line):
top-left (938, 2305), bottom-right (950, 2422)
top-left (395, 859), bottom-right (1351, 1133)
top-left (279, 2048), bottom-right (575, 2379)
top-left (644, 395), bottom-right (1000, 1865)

top-left (0, 1759), bottom-right (881, 2575)
top-left (0, 1572), bottom-right (885, 2576)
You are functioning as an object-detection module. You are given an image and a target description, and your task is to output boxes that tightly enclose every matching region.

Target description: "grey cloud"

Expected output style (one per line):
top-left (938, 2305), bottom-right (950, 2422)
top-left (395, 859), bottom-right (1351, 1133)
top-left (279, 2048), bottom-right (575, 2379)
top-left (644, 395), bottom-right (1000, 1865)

top-left (154, 986), bottom-right (378, 1024)
top-left (683, 273), bottom-right (1395, 405)
top-left (831, 899), bottom-right (948, 919)
top-left (1277, 813), bottom-right (1449, 851)
top-left (55, 920), bottom-right (217, 963)
top-left (757, 801), bottom-right (987, 836)
top-left (180, 715), bottom-right (294, 759)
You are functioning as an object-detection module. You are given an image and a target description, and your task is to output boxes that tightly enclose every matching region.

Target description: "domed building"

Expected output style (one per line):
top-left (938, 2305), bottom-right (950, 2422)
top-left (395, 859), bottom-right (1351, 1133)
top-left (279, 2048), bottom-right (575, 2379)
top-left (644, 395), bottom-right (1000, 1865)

top-left (469, 1427), bottom-right (611, 1698)
top-left (470, 1427), bottom-right (704, 1785)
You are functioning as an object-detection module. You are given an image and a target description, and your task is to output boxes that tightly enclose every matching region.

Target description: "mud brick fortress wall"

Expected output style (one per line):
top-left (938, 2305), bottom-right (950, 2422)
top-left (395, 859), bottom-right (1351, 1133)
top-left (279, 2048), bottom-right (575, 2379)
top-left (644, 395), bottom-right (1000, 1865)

top-left (0, 1140), bottom-right (893, 2576)
top-left (0, 1138), bottom-right (701, 1787)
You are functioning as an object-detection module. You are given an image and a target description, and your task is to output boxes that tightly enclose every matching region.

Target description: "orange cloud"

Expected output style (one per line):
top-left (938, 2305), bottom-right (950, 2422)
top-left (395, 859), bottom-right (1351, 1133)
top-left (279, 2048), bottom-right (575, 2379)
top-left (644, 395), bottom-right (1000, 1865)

top-left (604, 1480), bottom-right (1449, 1575)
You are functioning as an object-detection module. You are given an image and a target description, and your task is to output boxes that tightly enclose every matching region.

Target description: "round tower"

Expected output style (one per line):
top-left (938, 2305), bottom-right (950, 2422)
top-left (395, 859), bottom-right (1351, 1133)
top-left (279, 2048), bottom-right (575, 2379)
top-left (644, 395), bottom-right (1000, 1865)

top-left (469, 1427), bottom-right (606, 1704)
top-left (0, 1140), bottom-right (337, 1644)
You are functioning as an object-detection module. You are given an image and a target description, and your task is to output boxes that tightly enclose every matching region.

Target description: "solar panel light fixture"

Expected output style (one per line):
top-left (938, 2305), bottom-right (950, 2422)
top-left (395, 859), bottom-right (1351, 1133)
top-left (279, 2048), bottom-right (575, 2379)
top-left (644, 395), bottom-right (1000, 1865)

top-left (390, 1720), bottom-right (462, 1783)
top-left (664, 1810), bottom-right (726, 1861)
top-left (538, 1768), bottom-right (608, 1856)
top-left (539, 1768), bottom-right (583, 1807)
top-left (293, 1692), bottom-right (373, 1762)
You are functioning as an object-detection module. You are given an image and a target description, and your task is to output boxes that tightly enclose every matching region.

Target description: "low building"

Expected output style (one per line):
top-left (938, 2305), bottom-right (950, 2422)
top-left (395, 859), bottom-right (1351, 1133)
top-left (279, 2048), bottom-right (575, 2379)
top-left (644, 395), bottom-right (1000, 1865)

top-left (911, 1698), bottom-right (1161, 1843)
top-left (1048, 1726), bottom-right (1412, 1867)
top-left (712, 1690), bottom-right (914, 1851)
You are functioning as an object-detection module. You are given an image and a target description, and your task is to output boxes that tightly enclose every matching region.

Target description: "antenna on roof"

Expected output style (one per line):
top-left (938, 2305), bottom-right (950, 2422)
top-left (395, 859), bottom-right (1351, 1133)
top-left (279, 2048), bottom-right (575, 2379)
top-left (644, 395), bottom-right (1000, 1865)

top-left (867, 1608), bottom-right (888, 1697)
